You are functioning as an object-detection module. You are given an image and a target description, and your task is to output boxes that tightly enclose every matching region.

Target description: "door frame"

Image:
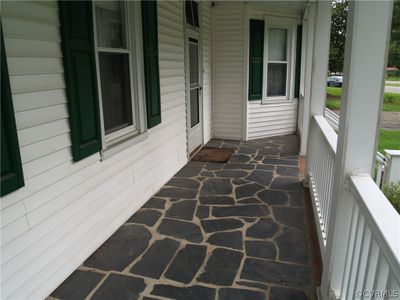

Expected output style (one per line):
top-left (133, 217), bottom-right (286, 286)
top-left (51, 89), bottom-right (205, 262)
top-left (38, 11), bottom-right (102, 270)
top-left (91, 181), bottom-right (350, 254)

top-left (184, 26), bottom-right (204, 156)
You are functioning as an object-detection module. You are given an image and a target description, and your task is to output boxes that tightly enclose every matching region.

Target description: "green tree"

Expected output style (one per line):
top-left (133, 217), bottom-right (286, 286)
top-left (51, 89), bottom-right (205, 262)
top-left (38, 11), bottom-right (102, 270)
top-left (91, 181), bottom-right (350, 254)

top-left (388, 0), bottom-right (400, 68)
top-left (329, 0), bottom-right (348, 74)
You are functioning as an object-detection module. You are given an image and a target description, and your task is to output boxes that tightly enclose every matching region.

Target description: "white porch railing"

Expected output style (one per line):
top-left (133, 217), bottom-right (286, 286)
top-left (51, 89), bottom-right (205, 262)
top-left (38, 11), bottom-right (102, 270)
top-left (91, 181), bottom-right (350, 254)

top-left (307, 114), bottom-right (400, 299)
top-left (324, 108), bottom-right (388, 187)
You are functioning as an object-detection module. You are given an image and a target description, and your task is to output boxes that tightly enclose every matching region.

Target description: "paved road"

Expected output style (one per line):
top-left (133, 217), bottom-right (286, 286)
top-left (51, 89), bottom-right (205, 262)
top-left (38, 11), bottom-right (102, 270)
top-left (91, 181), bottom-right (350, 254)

top-left (385, 85), bottom-right (400, 94)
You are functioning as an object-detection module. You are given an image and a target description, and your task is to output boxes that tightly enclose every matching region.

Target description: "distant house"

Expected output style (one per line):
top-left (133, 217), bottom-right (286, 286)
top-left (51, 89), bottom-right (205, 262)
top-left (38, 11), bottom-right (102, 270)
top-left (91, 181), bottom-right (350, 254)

top-left (387, 66), bottom-right (399, 76)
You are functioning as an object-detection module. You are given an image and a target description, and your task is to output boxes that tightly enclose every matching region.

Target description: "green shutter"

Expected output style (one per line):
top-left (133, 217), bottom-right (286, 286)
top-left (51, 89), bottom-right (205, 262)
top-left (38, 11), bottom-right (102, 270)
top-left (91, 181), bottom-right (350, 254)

top-left (142, 0), bottom-right (161, 128)
top-left (59, 1), bottom-right (102, 161)
top-left (1, 30), bottom-right (24, 196)
top-left (294, 25), bottom-right (303, 99)
top-left (248, 19), bottom-right (264, 101)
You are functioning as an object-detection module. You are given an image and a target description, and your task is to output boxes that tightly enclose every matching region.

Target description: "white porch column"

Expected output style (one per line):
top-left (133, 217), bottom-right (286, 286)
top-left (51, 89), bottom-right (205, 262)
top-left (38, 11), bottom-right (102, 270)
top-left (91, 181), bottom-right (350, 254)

top-left (301, 0), bottom-right (332, 156)
top-left (321, 1), bottom-right (394, 298)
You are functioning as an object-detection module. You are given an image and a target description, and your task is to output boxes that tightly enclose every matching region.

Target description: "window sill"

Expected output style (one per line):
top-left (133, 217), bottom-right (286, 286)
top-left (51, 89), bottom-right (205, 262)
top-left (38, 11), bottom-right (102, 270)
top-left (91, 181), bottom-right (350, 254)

top-left (101, 131), bottom-right (148, 160)
top-left (261, 98), bottom-right (297, 105)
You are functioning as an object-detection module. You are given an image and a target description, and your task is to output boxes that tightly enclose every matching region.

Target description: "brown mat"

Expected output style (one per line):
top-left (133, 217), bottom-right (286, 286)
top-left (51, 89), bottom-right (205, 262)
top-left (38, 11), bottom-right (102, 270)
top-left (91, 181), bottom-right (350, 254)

top-left (191, 147), bottom-right (235, 163)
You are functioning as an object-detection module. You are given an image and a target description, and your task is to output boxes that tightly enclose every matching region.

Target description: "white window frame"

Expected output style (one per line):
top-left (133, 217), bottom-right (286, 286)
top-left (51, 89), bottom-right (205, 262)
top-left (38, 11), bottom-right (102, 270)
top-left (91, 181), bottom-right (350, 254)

top-left (92, 1), bottom-right (147, 152)
top-left (262, 16), bottom-right (298, 104)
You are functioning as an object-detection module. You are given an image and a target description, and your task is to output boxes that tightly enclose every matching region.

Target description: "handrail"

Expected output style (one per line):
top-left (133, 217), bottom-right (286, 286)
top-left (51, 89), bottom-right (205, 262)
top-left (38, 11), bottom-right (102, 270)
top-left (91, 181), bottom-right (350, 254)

top-left (313, 115), bottom-right (337, 154)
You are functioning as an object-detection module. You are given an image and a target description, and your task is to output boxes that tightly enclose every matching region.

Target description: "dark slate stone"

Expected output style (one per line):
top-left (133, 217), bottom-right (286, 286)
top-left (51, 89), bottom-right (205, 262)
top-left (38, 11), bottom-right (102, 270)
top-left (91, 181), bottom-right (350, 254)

top-left (157, 218), bottom-right (203, 242)
top-left (143, 297), bottom-right (159, 300)
top-left (241, 258), bottom-right (311, 288)
top-left (156, 187), bottom-right (197, 199)
top-left (165, 200), bottom-right (197, 221)
top-left (237, 197), bottom-right (260, 204)
top-left (241, 217), bottom-right (256, 223)
top-left (245, 170), bottom-right (273, 186)
top-left (257, 189), bottom-right (288, 205)
top-left (199, 195), bottom-right (235, 205)
top-left (205, 139), bottom-right (222, 147)
top-left (127, 210), bottom-right (161, 227)
top-left (223, 163), bottom-right (255, 170)
top-left (256, 164), bottom-right (275, 171)
top-left (273, 206), bottom-right (306, 231)
top-left (270, 177), bottom-right (302, 192)
top-left (91, 274), bottom-right (145, 300)
top-left (130, 238), bottom-right (179, 279)
top-left (269, 286), bottom-right (307, 300)
top-left (232, 178), bottom-right (250, 185)
top-left (235, 183), bottom-right (265, 199)
top-left (166, 178), bottom-right (200, 190)
top-left (164, 244), bottom-right (207, 283)
top-left (206, 231), bottom-right (243, 250)
top-left (276, 166), bottom-right (299, 177)
top-left (214, 170), bottom-right (249, 178)
top-left (142, 197), bottom-right (166, 209)
top-left (218, 288), bottom-right (265, 300)
top-left (200, 178), bottom-right (233, 195)
top-left (237, 147), bottom-right (258, 155)
top-left (246, 218), bottom-right (279, 239)
top-left (196, 205), bottom-right (210, 219)
top-left (276, 228), bottom-right (309, 265)
top-left (198, 248), bottom-right (243, 286)
top-left (289, 192), bottom-right (305, 207)
top-left (245, 240), bottom-right (277, 260)
top-left (259, 147), bottom-right (281, 156)
top-left (51, 270), bottom-right (104, 300)
top-left (262, 158), bottom-right (298, 166)
top-left (84, 224), bottom-right (151, 271)
top-left (236, 281), bottom-right (269, 291)
top-left (205, 162), bottom-right (224, 170)
top-left (175, 165), bottom-right (203, 177)
top-left (212, 205), bottom-right (269, 218)
top-left (229, 154), bottom-right (252, 163)
top-left (200, 171), bottom-right (215, 177)
top-left (201, 218), bottom-right (244, 233)
top-left (151, 285), bottom-right (216, 300)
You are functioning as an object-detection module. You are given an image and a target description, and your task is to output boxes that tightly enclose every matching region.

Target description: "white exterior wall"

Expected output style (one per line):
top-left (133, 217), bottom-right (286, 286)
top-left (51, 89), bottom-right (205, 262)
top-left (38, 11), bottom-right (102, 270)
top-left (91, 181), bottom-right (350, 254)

top-left (1, 1), bottom-right (187, 299)
top-left (202, 0), bottom-right (213, 144)
top-left (212, 2), bottom-right (245, 140)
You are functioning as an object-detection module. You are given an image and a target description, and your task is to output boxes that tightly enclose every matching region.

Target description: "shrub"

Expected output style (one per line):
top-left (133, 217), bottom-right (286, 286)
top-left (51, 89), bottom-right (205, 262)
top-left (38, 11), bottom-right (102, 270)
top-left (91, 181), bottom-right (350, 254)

top-left (382, 181), bottom-right (400, 213)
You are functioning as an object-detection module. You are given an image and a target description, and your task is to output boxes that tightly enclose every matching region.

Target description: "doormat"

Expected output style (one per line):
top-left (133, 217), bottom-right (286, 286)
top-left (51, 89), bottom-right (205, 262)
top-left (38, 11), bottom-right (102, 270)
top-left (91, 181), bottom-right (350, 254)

top-left (191, 147), bottom-right (235, 163)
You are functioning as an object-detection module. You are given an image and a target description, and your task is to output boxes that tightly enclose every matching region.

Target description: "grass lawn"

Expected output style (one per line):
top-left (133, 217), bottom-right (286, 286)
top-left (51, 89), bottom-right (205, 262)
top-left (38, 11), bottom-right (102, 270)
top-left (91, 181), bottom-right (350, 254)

top-left (386, 76), bottom-right (400, 81)
top-left (378, 129), bottom-right (400, 153)
top-left (385, 83), bottom-right (400, 87)
top-left (326, 87), bottom-right (400, 112)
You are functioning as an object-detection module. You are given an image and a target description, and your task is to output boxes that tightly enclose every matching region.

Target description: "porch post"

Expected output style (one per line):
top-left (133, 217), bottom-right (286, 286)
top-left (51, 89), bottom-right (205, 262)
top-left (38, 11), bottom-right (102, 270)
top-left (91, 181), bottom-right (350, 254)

top-left (303, 0), bottom-right (332, 157)
top-left (320, 1), bottom-right (393, 298)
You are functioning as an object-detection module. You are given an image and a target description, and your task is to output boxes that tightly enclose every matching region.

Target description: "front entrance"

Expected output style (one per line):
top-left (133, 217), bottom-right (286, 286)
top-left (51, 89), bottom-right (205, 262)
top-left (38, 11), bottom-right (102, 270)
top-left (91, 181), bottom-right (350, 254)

top-left (185, 31), bottom-right (203, 154)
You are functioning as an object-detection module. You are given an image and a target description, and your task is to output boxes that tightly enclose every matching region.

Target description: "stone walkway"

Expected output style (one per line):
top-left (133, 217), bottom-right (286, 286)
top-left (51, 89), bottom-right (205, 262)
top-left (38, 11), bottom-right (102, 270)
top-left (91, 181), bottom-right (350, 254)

top-left (49, 135), bottom-right (321, 300)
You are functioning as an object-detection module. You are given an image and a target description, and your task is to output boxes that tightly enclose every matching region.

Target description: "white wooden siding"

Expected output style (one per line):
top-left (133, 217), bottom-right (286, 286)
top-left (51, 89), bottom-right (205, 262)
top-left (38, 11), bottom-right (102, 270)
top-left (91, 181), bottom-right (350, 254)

top-left (1, 1), bottom-right (187, 299)
top-left (212, 2), bottom-right (245, 140)
top-left (248, 101), bottom-right (298, 139)
top-left (202, 1), bottom-right (213, 144)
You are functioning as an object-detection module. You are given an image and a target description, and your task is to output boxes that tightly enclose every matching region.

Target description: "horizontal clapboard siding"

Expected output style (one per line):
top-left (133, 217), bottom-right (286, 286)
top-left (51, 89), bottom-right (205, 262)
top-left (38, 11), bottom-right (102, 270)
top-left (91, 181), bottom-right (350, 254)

top-left (1, 1), bottom-right (187, 299)
top-left (212, 3), bottom-right (244, 140)
top-left (248, 101), bottom-right (298, 139)
top-left (202, 0), bottom-right (213, 144)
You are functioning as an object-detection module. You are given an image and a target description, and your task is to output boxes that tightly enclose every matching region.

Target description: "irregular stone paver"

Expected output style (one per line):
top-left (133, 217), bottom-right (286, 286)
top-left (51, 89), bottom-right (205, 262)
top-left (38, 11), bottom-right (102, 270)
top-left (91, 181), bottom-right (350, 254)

top-left (211, 205), bottom-right (269, 218)
top-left (157, 219), bottom-right (203, 243)
top-left (151, 285), bottom-right (216, 300)
top-left (218, 288), bottom-right (266, 300)
top-left (207, 231), bottom-right (243, 250)
top-left (199, 195), bottom-right (235, 205)
top-left (246, 218), bottom-right (279, 239)
top-left (201, 218), bottom-right (244, 233)
top-left (127, 209), bottom-right (161, 227)
top-left (84, 224), bottom-right (151, 271)
top-left (53, 135), bottom-right (319, 300)
top-left (241, 258), bottom-right (311, 288)
top-left (130, 238), bottom-right (180, 279)
top-left (165, 200), bottom-right (197, 221)
top-left (245, 240), bottom-right (277, 260)
top-left (165, 244), bottom-right (207, 283)
top-left (50, 270), bottom-right (104, 300)
top-left (198, 248), bottom-right (243, 286)
top-left (91, 274), bottom-right (146, 300)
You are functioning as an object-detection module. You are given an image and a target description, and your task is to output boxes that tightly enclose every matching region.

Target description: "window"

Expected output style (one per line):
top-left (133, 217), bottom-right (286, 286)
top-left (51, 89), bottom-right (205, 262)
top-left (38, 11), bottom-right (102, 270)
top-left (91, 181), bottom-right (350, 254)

top-left (185, 0), bottom-right (199, 28)
top-left (266, 27), bottom-right (289, 98)
top-left (94, 1), bottom-right (137, 143)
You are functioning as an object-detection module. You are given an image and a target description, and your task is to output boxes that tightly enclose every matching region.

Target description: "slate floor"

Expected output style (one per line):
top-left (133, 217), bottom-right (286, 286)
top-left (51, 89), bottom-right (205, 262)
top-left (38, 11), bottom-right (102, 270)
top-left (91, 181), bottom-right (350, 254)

top-left (49, 134), bottom-right (321, 300)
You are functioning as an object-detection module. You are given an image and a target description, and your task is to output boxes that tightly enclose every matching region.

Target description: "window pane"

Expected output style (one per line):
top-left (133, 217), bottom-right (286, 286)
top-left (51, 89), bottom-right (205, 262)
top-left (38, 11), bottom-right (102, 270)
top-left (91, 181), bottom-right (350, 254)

top-left (268, 28), bottom-right (287, 61)
top-left (95, 1), bottom-right (126, 48)
top-left (267, 63), bottom-right (287, 97)
top-left (185, 0), bottom-right (199, 28)
top-left (190, 88), bottom-right (199, 127)
top-left (99, 53), bottom-right (133, 134)
top-left (189, 40), bottom-right (198, 85)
